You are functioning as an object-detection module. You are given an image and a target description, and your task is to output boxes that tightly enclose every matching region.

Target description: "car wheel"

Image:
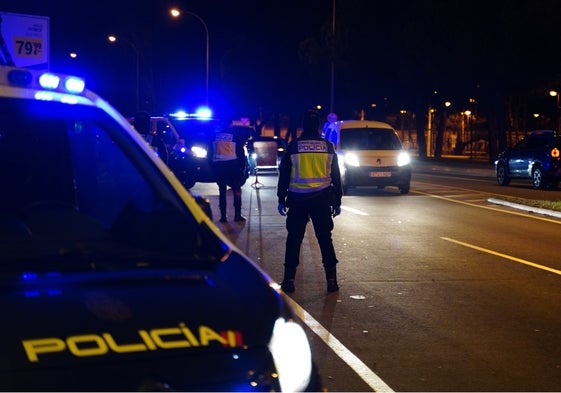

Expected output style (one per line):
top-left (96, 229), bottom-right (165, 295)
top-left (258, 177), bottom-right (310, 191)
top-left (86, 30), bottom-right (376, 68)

top-left (532, 166), bottom-right (545, 189)
top-left (399, 185), bottom-right (410, 194)
top-left (181, 177), bottom-right (196, 189)
top-left (496, 163), bottom-right (510, 186)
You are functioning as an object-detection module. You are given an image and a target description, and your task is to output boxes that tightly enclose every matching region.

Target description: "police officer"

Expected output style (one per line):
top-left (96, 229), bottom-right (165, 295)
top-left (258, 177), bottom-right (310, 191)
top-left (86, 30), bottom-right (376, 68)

top-left (208, 124), bottom-right (247, 223)
top-left (276, 110), bottom-right (343, 293)
top-left (322, 112), bottom-right (338, 146)
top-left (133, 111), bottom-right (169, 164)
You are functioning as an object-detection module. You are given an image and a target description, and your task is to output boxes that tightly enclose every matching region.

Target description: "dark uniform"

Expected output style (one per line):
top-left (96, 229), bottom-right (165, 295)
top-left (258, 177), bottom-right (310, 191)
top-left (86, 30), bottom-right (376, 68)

top-left (276, 110), bottom-right (343, 293)
top-left (133, 111), bottom-right (169, 164)
top-left (209, 126), bottom-right (247, 223)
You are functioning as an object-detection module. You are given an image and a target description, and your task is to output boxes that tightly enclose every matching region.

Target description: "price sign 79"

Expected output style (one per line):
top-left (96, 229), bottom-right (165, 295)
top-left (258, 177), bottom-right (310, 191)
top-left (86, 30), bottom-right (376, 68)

top-left (15, 38), bottom-right (42, 58)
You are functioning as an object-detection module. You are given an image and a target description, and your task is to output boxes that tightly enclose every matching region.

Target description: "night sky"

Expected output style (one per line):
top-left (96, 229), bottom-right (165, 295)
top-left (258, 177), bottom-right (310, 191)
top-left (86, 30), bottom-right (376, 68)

top-left (3, 0), bottom-right (561, 125)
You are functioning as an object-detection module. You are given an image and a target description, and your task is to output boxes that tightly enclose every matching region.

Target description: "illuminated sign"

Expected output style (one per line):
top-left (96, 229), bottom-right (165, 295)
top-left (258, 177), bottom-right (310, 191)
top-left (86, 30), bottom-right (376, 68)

top-left (0, 12), bottom-right (50, 69)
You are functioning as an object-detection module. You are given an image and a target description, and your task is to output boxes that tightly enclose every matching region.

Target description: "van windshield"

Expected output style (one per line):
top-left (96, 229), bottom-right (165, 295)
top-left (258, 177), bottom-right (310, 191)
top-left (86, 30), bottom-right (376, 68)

top-left (340, 128), bottom-right (402, 150)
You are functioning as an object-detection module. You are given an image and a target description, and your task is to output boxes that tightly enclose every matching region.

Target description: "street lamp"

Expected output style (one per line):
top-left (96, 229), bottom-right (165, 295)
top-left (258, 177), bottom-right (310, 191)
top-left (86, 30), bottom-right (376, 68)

top-left (549, 90), bottom-right (560, 133)
top-left (108, 35), bottom-right (140, 112)
top-left (170, 8), bottom-right (209, 106)
top-left (464, 110), bottom-right (473, 158)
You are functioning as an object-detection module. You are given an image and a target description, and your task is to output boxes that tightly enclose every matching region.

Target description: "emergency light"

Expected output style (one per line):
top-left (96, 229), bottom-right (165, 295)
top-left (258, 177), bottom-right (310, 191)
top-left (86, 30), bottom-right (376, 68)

top-left (1, 67), bottom-right (85, 95)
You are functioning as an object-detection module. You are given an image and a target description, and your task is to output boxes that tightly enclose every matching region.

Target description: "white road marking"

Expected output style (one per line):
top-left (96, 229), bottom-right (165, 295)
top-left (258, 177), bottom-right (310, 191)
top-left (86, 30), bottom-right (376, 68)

top-left (441, 237), bottom-right (561, 275)
top-left (284, 295), bottom-right (395, 392)
top-left (341, 205), bottom-right (369, 216)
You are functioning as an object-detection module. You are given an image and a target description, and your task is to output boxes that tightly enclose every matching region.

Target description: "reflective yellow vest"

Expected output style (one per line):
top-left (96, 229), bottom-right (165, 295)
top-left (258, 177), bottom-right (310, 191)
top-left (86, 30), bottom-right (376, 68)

top-left (288, 139), bottom-right (334, 194)
top-left (212, 132), bottom-right (237, 162)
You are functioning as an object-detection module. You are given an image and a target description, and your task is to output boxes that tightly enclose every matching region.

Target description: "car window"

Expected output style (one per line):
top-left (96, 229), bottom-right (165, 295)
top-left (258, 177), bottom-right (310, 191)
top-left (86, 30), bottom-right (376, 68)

top-left (0, 99), bottom-right (223, 271)
top-left (155, 119), bottom-right (177, 146)
top-left (169, 118), bottom-right (222, 146)
top-left (340, 128), bottom-right (402, 150)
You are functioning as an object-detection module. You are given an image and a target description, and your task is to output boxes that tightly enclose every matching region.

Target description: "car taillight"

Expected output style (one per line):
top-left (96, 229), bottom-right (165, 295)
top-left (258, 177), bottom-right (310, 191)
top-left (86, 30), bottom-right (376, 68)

top-left (551, 147), bottom-right (560, 159)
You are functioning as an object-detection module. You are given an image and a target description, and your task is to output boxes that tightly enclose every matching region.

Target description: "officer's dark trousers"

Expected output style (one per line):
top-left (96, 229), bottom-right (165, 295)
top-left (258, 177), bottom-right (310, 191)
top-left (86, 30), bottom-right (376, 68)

top-left (284, 193), bottom-right (338, 278)
top-left (212, 160), bottom-right (242, 216)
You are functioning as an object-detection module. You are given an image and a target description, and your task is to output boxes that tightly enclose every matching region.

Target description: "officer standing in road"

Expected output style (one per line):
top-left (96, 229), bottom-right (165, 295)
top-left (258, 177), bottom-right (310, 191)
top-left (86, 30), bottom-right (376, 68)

top-left (208, 124), bottom-right (247, 223)
top-left (133, 111), bottom-right (169, 164)
top-left (322, 112), bottom-right (338, 146)
top-left (277, 110), bottom-right (343, 293)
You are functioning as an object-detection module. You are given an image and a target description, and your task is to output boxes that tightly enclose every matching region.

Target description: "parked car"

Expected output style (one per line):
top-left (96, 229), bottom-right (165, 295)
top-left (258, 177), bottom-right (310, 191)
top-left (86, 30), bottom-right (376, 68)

top-left (127, 115), bottom-right (179, 165)
top-left (0, 65), bottom-right (322, 391)
top-left (246, 135), bottom-right (287, 175)
top-left (495, 130), bottom-right (561, 189)
top-left (333, 120), bottom-right (412, 194)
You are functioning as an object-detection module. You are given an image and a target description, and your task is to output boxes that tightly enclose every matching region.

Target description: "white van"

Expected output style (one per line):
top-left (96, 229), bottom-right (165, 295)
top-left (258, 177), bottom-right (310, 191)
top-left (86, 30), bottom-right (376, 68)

top-left (333, 120), bottom-right (412, 194)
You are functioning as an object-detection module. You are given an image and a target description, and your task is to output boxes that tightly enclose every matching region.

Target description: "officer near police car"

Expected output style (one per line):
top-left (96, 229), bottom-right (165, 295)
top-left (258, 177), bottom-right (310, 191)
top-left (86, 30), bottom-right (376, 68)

top-left (276, 109), bottom-right (343, 293)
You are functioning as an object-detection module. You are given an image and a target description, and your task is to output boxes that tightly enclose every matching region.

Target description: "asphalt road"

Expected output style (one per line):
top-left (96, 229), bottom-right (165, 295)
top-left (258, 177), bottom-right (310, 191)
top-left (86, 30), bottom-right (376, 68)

top-left (190, 161), bottom-right (561, 392)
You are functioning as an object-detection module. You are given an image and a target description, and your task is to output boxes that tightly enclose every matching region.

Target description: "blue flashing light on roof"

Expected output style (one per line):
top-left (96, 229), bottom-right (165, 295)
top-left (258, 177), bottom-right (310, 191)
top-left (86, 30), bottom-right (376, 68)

top-left (195, 106), bottom-right (212, 119)
top-left (168, 106), bottom-right (214, 120)
top-left (7, 69), bottom-right (33, 86)
top-left (2, 67), bottom-right (86, 96)
top-left (170, 110), bottom-right (189, 119)
top-left (38, 73), bottom-right (60, 89)
top-left (63, 76), bottom-right (85, 94)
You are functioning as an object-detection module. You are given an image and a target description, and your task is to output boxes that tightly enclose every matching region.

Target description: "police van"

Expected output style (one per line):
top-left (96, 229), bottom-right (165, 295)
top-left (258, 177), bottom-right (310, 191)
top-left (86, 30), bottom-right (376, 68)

top-left (0, 65), bottom-right (322, 391)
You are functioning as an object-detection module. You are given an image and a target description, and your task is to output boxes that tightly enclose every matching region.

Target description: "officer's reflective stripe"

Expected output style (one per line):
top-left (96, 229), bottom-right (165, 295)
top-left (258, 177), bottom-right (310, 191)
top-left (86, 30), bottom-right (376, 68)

top-left (297, 140), bottom-right (327, 153)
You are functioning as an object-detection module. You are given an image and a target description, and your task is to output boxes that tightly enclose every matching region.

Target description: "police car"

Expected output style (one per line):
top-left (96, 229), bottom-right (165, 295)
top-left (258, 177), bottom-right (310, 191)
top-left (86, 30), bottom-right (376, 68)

top-left (127, 112), bottom-right (251, 190)
top-left (0, 66), bottom-right (322, 391)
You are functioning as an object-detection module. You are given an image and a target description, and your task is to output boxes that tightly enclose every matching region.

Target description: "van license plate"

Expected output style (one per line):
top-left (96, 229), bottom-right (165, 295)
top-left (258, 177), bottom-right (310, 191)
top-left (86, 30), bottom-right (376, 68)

top-left (370, 171), bottom-right (391, 177)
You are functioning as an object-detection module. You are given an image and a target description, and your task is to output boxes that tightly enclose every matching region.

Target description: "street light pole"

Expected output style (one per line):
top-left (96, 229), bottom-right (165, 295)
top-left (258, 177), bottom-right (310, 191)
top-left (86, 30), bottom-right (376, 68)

top-left (108, 35), bottom-right (140, 112)
top-left (549, 90), bottom-right (560, 133)
top-left (170, 8), bottom-right (209, 106)
top-left (329, 0), bottom-right (336, 113)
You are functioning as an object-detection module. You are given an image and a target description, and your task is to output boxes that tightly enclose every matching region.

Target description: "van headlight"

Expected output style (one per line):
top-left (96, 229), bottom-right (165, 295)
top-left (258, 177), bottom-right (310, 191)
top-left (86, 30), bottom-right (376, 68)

top-left (397, 151), bottom-right (411, 167)
top-left (343, 152), bottom-right (360, 167)
top-left (191, 145), bottom-right (208, 158)
top-left (268, 317), bottom-right (312, 392)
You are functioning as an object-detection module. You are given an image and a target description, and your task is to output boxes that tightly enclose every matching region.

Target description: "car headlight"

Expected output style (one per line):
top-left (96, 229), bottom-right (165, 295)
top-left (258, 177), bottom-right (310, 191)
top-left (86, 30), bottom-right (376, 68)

top-left (268, 317), bottom-right (312, 392)
top-left (397, 151), bottom-right (411, 167)
top-left (191, 145), bottom-right (208, 158)
top-left (343, 152), bottom-right (360, 167)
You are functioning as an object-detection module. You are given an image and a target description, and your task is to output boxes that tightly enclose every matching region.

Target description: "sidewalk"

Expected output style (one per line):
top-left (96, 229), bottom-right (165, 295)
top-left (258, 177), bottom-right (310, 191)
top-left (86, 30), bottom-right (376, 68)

top-left (411, 155), bottom-right (561, 219)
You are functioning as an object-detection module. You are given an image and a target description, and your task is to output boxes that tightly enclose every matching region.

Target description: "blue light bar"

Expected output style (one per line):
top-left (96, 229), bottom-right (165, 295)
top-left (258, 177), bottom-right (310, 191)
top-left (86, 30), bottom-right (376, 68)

top-left (168, 106), bottom-right (213, 120)
top-left (2, 67), bottom-right (86, 96)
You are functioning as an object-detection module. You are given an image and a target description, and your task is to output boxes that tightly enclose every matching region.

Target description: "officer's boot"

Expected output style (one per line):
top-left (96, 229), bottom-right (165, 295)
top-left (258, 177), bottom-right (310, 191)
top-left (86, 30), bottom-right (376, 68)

top-left (234, 210), bottom-right (246, 222)
top-left (233, 193), bottom-right (246, 222)
top-left (219, 207), bottom-right (227, 223)
top-left (280, 267), bottom-right (296, 293)
top-left (325, 267), bottom-right (339, 292)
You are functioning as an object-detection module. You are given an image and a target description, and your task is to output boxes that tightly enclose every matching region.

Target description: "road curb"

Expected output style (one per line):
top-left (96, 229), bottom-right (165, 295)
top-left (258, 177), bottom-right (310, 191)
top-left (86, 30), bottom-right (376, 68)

top-left (487, 198), bottom-right (561, 219)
